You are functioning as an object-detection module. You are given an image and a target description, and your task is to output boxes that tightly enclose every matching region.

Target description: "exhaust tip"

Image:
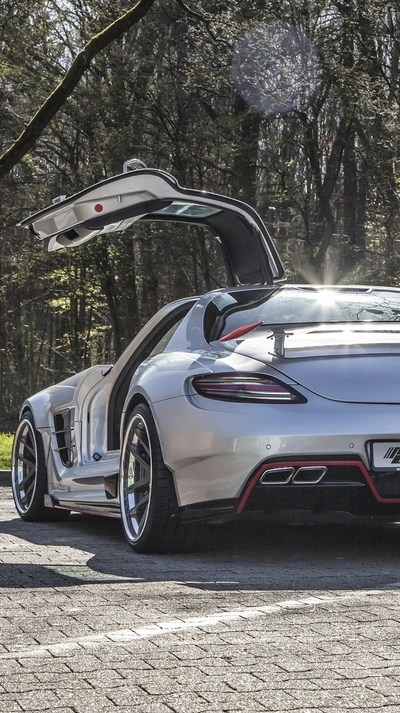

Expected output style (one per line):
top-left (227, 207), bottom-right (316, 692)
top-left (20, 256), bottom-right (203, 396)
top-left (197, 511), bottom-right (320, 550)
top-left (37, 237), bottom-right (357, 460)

top-left (292, 466), bottom-right (327, 484)
top-left (259, 467), bottom-right (295, 485)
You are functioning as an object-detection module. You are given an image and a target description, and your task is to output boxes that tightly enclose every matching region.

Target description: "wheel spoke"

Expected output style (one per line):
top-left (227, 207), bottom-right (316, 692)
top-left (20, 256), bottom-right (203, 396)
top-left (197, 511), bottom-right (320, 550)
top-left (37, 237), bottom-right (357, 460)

top-left (129, 492), bottom-right (149, 518)
top-left (128, 443), bottom-right (150, 470)
top-left (17, 472), bottom-right (35, 491)
top-left (20, 478), bottom-right (35, 504)
top-left (17, 453), bottom-right (35, 468)
top-left (138, 439), bottom-right (150, 457)
top-left (20, 437), bottom-right (36, 458)
top-left (127, 473), bottom-right (150, 494)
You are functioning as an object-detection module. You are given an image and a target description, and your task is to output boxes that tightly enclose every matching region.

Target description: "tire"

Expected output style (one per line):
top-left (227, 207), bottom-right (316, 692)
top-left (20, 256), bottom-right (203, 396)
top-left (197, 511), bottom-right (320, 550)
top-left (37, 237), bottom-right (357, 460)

top-left (11, 412), bottom-right (70, 522)
top-left (119, 403), bottom-right (201, 554)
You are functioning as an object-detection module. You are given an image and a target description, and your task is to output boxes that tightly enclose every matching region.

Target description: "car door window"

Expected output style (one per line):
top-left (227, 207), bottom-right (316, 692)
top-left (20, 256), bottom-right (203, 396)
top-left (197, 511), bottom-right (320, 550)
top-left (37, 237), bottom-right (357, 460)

top-left (147, 318), bottom-right (184, 359)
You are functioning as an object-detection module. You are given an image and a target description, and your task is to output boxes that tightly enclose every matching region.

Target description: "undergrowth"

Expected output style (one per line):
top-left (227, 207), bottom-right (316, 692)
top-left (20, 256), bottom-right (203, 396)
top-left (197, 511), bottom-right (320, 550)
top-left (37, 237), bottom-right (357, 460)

top-left (0, 433), bottom-right (13, 469)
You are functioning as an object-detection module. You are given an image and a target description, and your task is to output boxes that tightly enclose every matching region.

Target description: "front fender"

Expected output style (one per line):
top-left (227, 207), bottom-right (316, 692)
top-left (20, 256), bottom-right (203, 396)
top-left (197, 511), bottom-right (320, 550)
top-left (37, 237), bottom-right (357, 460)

top-left (20, 386), bottom-right (76, 428)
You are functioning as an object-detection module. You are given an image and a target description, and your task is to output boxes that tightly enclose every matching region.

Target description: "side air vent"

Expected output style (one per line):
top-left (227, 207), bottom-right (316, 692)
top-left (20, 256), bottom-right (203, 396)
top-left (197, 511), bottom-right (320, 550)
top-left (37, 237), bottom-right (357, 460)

top-left (53, 409), bottom-right (75, 468)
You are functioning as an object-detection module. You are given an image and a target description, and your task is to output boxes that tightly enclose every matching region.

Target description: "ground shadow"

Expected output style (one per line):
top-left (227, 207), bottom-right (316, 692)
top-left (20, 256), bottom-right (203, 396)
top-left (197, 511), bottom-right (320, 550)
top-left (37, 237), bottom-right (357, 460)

top-left (1, 491), bottom-right (400, 592)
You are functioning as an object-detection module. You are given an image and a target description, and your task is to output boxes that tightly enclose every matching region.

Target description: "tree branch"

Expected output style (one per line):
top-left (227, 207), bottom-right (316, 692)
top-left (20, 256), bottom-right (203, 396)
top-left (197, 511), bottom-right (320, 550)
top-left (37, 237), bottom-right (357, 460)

top-left (174, 0), bottom-right (232, 48)
top-left (0, 0), bottom-right (156, 181)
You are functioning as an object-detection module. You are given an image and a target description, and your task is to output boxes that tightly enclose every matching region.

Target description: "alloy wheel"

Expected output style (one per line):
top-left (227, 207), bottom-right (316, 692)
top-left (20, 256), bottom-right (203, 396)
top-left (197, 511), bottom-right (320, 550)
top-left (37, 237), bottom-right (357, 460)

top-left (12, 419), bottom-right (39, 514)
top-left (121, 413), bottom-right (153, 542)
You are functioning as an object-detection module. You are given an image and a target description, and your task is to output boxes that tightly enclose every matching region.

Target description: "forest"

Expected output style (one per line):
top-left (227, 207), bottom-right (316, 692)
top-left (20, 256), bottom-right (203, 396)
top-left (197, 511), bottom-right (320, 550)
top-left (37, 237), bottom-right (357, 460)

top-left (1, 0), bottom-right (399, 430)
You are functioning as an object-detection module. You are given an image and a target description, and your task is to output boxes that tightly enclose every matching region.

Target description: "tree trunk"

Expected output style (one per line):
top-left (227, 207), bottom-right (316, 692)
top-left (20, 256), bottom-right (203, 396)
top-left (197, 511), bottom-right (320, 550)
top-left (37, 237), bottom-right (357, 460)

top-left (232, 94), bottom-right (261, 205)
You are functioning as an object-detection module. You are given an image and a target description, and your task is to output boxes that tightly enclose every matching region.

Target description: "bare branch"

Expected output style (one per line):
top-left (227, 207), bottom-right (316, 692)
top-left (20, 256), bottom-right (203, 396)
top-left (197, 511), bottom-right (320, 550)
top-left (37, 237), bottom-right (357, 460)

top-left (174, 0), bottom-right (232, 48)
top-left (0, 0), bottom-right (157, 181)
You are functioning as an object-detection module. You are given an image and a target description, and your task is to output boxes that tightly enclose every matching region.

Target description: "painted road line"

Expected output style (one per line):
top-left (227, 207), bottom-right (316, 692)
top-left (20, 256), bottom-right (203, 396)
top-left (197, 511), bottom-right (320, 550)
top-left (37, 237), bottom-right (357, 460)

top-left (0, 589), bottom-right (387, 660)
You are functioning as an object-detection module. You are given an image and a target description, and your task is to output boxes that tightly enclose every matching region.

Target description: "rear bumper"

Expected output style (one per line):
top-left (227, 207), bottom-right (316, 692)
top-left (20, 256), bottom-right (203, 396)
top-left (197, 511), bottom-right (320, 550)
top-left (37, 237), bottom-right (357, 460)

top-left (154, 395), bottom-right (400, 508)
top-left (179, 456), bottom-right (400, 521)
top-left (239, 456), bottom-right (400, 517)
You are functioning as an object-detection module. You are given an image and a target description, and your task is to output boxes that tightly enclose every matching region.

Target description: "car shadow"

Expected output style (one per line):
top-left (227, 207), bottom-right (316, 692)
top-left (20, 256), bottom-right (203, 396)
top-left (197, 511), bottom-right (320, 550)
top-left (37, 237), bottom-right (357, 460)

top-left (1, 496), bottom-right (400, 592)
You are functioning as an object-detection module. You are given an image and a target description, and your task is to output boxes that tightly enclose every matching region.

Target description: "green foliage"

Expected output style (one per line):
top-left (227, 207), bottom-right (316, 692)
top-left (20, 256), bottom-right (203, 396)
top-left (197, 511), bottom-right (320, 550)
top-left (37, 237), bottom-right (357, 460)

top-left (1, 0), bottom-right (400, 428)
top-left (0, 433), bottom-right (13, 470)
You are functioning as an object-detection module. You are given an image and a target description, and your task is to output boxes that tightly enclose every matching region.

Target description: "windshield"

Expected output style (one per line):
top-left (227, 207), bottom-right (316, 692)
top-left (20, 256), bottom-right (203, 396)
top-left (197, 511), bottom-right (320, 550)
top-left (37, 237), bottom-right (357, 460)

top-left (210, 287), bottom-right (400, 340)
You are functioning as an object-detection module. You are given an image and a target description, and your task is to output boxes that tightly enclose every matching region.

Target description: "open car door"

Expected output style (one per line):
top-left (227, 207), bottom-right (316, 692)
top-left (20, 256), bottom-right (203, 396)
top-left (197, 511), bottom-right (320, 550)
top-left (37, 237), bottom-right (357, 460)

top-left (19, 161), bottom-right (286, 287)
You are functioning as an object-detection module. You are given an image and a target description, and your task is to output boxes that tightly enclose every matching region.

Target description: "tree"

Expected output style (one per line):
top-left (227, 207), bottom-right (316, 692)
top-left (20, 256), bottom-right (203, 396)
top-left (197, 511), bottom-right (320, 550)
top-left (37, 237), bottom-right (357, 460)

top-left (0, 0), bottom-right (157, 180)
top-left (2, 0), bottom-right (400, 429)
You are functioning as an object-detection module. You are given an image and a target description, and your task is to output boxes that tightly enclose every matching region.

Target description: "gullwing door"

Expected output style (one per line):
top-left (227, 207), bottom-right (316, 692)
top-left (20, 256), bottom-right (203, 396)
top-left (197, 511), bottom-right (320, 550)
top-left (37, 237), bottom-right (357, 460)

top-left (19, 161), bottom-right (286, 286)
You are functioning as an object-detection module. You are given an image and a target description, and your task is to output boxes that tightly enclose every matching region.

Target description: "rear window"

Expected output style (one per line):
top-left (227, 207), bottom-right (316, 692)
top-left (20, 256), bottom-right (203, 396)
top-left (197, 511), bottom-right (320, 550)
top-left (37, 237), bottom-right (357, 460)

top-left (209, 287), bottom-right (400, 340)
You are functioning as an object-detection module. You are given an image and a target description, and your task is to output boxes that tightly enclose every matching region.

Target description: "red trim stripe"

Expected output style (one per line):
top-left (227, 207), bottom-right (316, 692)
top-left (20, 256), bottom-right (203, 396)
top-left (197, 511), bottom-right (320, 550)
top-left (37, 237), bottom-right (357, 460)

top-left (237, 459), bottom-right (400, 514)
top-left (219, 322), bottom-right (263, 341)
top-left (57, 506), bottom-right (121, 519)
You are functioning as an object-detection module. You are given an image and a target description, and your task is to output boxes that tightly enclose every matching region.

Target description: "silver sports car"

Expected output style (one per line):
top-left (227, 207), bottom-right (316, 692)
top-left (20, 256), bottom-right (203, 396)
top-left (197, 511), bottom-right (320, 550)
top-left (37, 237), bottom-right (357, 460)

top-left (11, 161), bottom-right (400, 553)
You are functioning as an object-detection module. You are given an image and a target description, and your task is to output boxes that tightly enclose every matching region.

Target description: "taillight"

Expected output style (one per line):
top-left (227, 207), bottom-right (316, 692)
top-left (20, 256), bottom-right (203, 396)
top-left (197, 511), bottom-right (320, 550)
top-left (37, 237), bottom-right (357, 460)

top-left (192, 374), bottom-right (306, 403)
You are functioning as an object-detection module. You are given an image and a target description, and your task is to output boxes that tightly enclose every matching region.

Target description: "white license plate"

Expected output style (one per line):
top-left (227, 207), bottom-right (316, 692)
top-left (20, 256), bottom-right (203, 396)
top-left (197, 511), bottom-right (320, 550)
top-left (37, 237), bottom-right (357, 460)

top-left (372, 441), bottom-right (400, 470)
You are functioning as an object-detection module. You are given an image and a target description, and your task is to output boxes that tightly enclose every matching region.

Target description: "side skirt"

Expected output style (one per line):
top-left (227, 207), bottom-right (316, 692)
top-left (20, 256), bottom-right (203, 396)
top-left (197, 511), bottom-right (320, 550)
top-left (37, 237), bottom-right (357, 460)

top-left (45, 494), bottom-right (121, 518)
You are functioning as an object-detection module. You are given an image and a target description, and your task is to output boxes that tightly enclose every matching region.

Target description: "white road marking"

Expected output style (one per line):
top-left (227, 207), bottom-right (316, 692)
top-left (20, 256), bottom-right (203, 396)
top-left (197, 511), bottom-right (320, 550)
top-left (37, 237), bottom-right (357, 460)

top-left (0, 589), bottom-right (386, 660)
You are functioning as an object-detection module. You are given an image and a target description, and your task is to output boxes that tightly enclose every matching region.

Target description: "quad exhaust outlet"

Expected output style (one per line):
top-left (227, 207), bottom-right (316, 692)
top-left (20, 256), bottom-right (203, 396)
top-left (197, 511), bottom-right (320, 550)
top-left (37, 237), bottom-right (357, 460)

top-left (260, 465), bottom-right (327, 485)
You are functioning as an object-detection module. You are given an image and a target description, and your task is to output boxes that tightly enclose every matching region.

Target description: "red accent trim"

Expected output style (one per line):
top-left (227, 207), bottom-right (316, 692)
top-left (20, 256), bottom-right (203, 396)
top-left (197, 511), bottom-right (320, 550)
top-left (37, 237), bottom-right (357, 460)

top-left (219, 322), bottom-right (263, 341)
top-left (56, 506), bottom-right (121, 519)
top-left (94, 203), bottom-right (104, 213)
top-left (237, 459), bottom-right (400, 514)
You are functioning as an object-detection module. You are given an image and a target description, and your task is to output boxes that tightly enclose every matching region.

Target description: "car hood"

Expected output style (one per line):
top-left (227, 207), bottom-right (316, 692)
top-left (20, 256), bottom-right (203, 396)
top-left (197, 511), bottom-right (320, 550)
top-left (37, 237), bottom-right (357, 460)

top-left (221, 326), bottom-right (400, 404)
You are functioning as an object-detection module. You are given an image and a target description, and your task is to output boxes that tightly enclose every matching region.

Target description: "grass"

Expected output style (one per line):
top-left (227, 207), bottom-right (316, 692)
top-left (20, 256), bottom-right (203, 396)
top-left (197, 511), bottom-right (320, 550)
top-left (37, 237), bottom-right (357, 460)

top-left (0, 433), bottom-right (13, 469)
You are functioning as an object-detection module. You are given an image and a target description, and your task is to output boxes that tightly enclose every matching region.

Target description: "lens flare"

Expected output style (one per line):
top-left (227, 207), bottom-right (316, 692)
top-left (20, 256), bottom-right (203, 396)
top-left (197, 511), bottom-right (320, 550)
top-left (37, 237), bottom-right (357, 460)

top-left (231, 22), bottom-right (319, 116)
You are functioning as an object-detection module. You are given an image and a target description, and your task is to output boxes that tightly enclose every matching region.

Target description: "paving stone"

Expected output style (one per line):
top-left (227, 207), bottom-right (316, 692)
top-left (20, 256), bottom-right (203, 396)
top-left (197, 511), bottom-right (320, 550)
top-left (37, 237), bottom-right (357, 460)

top-left (0, 674), bottom-right (43, 694)
top-left (290, 686), bottom-right (390, 708)
top-left (199, 693), bottom-right (268, 710)
top-left (18, 660), bottom-right (71, 673)
top-left (150, 692), bottom-right (208, 712)
top-left (0, 696), bottom-right (23, 712)
top-left (251, 673), bottom-right (321, 690)
top-left (111, 705), bottom-right (176, 713)
top-left (33, 674), bottom-right (93, 690)
top-left (326, 709), bottom-right (400, 713)
top-left (61, 695), bottom-right (118, 712)
top-left (84, 669), bottom-right (125, 687)
top-left (221, 672), bottom-right (267, 692)
top-left (16, 690), bottom-right (61, 710)
top-left (106, 685), bottom-right (156, 705)
top-left (36, 710), bottom-right (76, 713)
top-left (254, 710), bottom-right (323, 713)
top-left (3, 488), bottom-right (400, 712)
top-left (140, 676), bottom-right (184, 695)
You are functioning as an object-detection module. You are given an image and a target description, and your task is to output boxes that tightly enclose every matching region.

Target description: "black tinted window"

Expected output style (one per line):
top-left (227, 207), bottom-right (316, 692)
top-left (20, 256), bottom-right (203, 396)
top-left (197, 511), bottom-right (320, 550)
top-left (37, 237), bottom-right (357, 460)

top-left (211, 287), bottom-right (400, 339)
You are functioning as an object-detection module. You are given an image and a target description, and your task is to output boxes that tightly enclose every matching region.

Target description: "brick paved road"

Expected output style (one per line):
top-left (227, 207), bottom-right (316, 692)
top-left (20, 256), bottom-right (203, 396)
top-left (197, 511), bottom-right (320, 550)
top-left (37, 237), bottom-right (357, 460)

top-left (2, 483), bottom-right (400, 712)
